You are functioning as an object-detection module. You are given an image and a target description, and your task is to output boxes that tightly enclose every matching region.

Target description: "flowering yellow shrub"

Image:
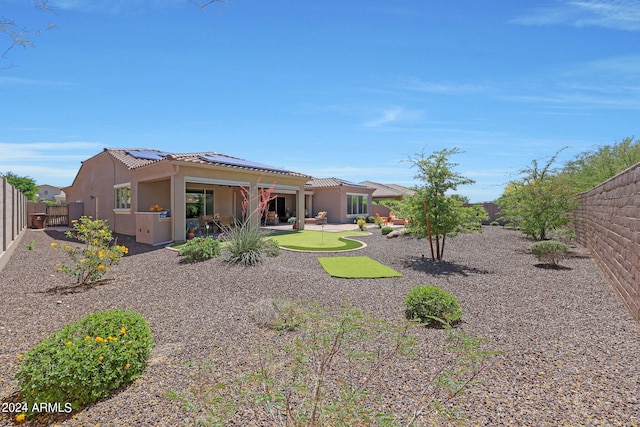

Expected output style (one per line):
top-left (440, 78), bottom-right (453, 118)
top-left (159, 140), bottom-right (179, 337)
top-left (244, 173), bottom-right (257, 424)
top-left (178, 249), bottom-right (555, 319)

top-left (15, 309), bottom-right (153, 417)
top-left (51, 216), bottom-right (128, 284)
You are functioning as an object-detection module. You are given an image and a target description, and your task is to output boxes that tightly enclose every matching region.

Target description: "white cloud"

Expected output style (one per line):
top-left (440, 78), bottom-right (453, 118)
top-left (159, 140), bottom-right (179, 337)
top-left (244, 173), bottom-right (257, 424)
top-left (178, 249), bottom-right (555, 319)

top-left (0, 77), bottom-right (74, 87)
top-left (513, 0), bottom-right (640, 31)
top-left (364, 108), bottom-right (404, 127)
top-left (50, 0), bottom-right (187, 13)
top-left (396, 78), bottom-right (486, 94)
top-left (0, 141), bottom-right (102, 186)
top-left (363, 107), bottom-right (425, 128)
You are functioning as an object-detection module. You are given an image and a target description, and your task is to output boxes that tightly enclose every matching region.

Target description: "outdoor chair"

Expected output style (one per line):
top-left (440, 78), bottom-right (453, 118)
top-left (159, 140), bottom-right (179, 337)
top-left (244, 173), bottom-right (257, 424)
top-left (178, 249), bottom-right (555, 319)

top-left (219, 216), bottom-right (234, 227)
top-left (375, 213), bottom-right (388, 225)
top-left (315, 211), bottom-right (328, 225)
top-left (266, 211), bottom-right (277, 225)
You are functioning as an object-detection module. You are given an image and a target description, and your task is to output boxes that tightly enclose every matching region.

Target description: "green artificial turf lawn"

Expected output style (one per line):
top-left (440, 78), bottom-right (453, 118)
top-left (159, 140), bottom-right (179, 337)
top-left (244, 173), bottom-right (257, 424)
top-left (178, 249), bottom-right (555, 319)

top-left (317, 256), bottom-right (403, 278)
top-left (269, 230), bottom-right (369, 251)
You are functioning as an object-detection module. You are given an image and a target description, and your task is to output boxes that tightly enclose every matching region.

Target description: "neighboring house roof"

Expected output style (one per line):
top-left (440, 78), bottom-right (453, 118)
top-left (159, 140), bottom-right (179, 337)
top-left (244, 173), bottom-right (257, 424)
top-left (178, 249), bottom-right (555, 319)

top-left (37, 184), bottom-right (64, 193)
top-left (306, 177), bottom-right (372, 189)
top-left (359, 181), bottom-right (416, 198)
top-left (104, 148), bottom-right (310, 178)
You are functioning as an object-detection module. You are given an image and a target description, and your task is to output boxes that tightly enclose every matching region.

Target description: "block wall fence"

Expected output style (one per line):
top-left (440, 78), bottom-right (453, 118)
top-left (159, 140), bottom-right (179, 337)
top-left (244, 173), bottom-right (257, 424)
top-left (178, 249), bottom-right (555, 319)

top-left (574, 162), bottom-right (640, 323)
top-left (0, 177), bottom-right (28, 272)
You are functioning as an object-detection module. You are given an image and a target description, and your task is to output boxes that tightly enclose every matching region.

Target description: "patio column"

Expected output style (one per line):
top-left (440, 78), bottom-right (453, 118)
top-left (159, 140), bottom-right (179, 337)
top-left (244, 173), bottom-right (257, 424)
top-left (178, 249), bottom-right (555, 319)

top-left (297, 186), bottom-right (305, 230)
top-left (248, 182), bottom-right (260, 229)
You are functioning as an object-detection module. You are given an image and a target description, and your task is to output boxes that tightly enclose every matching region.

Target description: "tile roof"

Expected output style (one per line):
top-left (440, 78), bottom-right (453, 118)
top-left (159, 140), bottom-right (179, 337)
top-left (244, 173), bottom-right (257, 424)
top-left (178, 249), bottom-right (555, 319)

top-left (359, 181), bottom-right (416, 198)
top-left (104, 148), bottom-right (310, 178)
top-left (306, 177), bottom-right (372, 188)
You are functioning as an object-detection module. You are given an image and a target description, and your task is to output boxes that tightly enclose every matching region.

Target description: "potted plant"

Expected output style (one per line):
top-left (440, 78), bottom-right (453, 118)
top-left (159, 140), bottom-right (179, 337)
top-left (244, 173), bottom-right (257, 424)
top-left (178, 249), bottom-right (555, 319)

top-left (288, 217), bottom-right (297, 229)
top-left (186, 223), bottom-right (196, 240)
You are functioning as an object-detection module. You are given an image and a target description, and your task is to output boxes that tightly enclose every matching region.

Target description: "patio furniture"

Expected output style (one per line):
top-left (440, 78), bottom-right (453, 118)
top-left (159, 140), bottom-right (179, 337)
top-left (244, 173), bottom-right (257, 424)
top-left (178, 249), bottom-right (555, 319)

top-left (375, 213), bottom-right (388, 225)
top-left (266, 211), bottom-right (277, 225)
top-left (315, 211), bottom-right (327, 225)
top-left (219, 216), bottom-right (234, 227)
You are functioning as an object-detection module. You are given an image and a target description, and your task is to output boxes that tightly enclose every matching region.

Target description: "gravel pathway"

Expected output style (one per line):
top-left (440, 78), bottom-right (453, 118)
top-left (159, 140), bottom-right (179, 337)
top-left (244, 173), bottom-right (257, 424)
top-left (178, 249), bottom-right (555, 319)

top-left (1, 226), bottom-right (639, 426)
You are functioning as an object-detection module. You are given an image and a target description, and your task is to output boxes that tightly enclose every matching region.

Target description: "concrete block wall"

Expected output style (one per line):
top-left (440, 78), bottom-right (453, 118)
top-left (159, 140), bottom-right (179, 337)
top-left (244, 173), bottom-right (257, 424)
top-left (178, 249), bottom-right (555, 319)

top-left (574, 162), bottom-right (640, 323)
top-left (0, 177), bottom-right (28, 272)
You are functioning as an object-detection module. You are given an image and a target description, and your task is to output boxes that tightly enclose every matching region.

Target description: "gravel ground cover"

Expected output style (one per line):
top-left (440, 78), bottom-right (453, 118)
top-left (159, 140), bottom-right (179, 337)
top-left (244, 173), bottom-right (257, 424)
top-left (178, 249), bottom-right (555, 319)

top-left (1, 226), bottom-right (639, 426)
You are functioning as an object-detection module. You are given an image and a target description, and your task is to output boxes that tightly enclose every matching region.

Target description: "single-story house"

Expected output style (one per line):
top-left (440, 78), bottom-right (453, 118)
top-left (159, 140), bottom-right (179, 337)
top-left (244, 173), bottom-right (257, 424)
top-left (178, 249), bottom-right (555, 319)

top-left (36, 184), bottom-right (66, 203)
top-left (64, 148), bottom-right (311, 245)
top-left (358, 181), bottom-right (415, 218)
top-left (359, 181), bottom-right (415, 201)
top-left (305, 178), bottom-right (375, 224)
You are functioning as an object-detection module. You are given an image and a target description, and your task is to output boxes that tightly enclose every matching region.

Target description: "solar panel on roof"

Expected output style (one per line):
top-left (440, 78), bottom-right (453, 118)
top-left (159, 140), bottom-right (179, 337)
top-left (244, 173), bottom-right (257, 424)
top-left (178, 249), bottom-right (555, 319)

top-left (127, 150), bottom-right (171, 161)
top-left (199, 155), bottom-right (290, 173)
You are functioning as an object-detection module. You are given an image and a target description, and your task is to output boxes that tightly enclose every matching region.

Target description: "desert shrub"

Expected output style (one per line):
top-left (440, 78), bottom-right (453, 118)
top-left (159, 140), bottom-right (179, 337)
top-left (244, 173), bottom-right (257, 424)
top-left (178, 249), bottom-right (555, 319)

top-left (51, 216), bottom-right (128, 284)
top-left (490, 221), bottom-right (499, 226)
top-left (404, 285), bottom-right (462, 327)
top-left (251, 298), bottom-right (306, 331)
top-left (548, 228), bottom-right (576, 244)
top-left (178, 237), bottom-right (221, 262)
top-left (222, 223), bottom-right (280, 266)
top-left (357, 218), bottom-right (367, 231)
top-left (170, 300), bottom-right (496, 426)
top-left (366, 215), bottom-right (376, 223)
top-left (531, 240), bottom-right (570, 266)
top-left (381, 226), bottom-right (394, 235)
top-left (15, 309), bottom-right (153, 415)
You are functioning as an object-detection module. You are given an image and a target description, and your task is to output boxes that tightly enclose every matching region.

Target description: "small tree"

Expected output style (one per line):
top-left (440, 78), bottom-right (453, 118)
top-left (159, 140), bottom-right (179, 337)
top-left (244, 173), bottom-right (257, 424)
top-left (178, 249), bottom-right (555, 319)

top-left (1, 171), bottom-right (38, 201)
top-left (497, 149), bottom-right (577, 241)
top-left (400, 148), bottom-right (487, 261)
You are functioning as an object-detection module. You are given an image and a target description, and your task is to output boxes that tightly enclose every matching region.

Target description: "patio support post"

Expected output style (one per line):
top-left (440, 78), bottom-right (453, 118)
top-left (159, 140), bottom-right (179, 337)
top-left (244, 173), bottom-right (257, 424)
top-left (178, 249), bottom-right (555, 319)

top-left (248, 182), bottom-right (260, 229)
top-left (297, 187), bottom-right (305, 230)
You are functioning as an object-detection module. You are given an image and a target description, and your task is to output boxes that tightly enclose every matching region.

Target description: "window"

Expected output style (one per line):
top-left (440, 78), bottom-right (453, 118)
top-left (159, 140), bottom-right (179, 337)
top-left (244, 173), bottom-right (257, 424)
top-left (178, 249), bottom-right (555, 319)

top-left (347, 194), bottom-right (368, 216)
top-left (115, 185), bottom-right (131, 209)
top-left (186, 188), bottom-right (214, 218)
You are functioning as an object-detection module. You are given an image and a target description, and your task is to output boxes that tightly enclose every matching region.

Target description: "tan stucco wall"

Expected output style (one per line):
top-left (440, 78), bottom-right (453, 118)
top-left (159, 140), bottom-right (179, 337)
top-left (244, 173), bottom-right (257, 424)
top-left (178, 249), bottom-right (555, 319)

top-left (65, 151), bottom-right (138, 235)
top-left (310, 185), bottom-right (375, 223)
top-left (67, 154), bottom-right (308, 242)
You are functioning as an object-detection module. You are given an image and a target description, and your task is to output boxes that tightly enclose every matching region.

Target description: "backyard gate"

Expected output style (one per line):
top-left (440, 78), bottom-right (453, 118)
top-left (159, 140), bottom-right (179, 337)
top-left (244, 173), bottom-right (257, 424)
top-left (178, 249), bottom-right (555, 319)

top-left (46, 204), bottom-right (69, 227)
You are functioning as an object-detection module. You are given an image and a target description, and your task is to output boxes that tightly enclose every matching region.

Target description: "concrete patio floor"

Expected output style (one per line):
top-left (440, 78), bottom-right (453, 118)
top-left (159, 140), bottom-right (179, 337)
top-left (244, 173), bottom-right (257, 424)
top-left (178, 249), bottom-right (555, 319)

top-left (263, 222), bottom-right (405, 232)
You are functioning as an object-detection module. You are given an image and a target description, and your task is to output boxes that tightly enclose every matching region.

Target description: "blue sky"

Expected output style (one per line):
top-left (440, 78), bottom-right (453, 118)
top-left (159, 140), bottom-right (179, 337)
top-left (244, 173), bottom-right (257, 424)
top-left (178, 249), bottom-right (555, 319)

top-left (2, 0), bottom-right (639, 202)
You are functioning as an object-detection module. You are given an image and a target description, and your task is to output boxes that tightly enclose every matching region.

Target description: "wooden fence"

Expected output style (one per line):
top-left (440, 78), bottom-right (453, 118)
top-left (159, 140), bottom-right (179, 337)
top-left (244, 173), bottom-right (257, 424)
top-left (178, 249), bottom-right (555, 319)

top-left (46, 204), bottom-right (69, 226)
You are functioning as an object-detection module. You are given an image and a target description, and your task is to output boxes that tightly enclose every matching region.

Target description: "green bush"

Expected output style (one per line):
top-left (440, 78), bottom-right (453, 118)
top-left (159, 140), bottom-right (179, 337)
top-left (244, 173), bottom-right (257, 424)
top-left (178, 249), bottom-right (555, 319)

top-left (15, 309), bottom-right (154, 414)
top-left (548, 228), bottom-right (576, 244)
top-left (51, 216), bottom-right (128, 284)
top-left (404, 285), bottom-right (462, 327)
top-left (251, 298), bottom-right (306, 331)
top-left (490, 221), bottom-right (500, 226)
top-left (222, 223), bottom-right (280, 266)
top-left (178, 237), bottom-right (221, 262)
top-left (357, 218), bottom-right (367, 231)
top-left (531, 240), bottom-right (570, 266)
top-left (170, 300), bottom-right (496, 426)
top-left (366, 215), bottom-right (376, 223)
top-left (381, 226), bottom-right (394, 235)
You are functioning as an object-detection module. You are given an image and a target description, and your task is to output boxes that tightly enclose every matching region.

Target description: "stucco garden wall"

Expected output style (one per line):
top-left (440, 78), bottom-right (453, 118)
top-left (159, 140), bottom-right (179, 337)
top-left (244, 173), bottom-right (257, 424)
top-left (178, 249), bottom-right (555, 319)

top-left (574, 162), bottom-right (640, 323)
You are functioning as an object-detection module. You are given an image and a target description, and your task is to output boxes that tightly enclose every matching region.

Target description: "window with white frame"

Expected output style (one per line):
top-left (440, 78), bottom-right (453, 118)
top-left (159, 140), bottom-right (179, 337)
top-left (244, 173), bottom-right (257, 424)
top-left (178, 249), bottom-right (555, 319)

top-left (347, 194), bottom-right (368, 216)
top-left (114, 184), bottom-right (131, 209)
